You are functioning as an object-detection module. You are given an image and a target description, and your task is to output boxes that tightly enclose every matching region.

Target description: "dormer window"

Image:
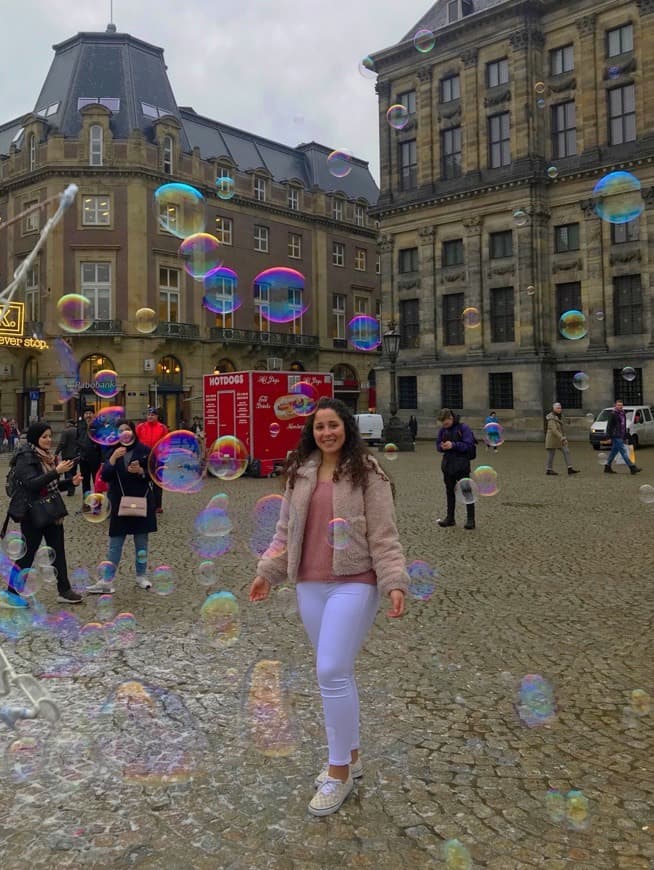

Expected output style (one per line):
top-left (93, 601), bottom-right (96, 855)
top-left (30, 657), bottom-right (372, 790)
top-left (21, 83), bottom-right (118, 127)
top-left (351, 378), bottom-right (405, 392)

top-left (163, 135), bottom-right (173, 174)
top-left (90, 125), bottom-right (103, 167)
top-left (28, 134), bottom-right (37, 171)
top-left (254, 176), bottom-right (267, 202)
top-left (448, 0), bottom-right (460, 22)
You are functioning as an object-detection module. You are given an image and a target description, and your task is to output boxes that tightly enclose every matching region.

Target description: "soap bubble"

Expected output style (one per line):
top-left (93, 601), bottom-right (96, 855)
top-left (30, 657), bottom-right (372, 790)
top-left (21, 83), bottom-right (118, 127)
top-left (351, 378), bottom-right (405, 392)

top-left (536, 97), bottom-right (546, 109)
top-left (79, 622), bottom-right (106, 658)
top-left (559, 309), bottom-right (587, 340)
top-left (135, 307), bottom-right (158, 334)
top-left (383, 443), bottom-right (399, 461)
top-left (386, 104), bottom-right (410, 130)
top-left (250, 494), bottom-right (286, 558)
top-left (592, 170), bottom-right (644, 224)
top-left (572, 371), bottom-right (590, 391)
top-left (200, 591), bottom-right (239, 648)
top-left (327, 149), bottom-right (353, 179)
top-left (547, 165), bottom-right (559, 179)
top-left (443, 839), bottom-right (472, 869)
top-left (152, 565), bottom-right (175, 597)
top-left (71, 567), bottom-right (90, 595)
top-left (269, 422), bottom-right (281, 438)
top-left (196, 561), bottom-right (219, 588)
top-left (148, 430), bottom-right (205, 492)
top-left (154, 182), bottom-right (205, 239)
top-left (82, 491), bottom-right (111, 523)
top-left (455, 478), bottom-right (478, 505)
top-left (56, 294), bottom-right (93, 333)
top-left (638, 485), bottom-right (654, 505)
top-left (14, 567), bottom-right (39, 597)
top-left (178, 232), bottom-right (222, 280)
top-left (194, 503), bottom-right (232, 537)
top-left (288, 380), bottom-right (319, 417)
top-left (216, 176), bottom-right (235, 200)
top-left (88, 406), bottom-right (124, 447)
top-left (106, 612), bottom-right (137, 649)
top-left (327, 518), bottom-right (352, 550)
top-left (566, 790), bottom-right (590, 831)
top-left (630, 688), bottom-right (651, 715)
top-left (3, 531), bottom-right (26, 560)
top-left (621, 365), bottom-right (636, 382)
top-left (96, 594), bottom-right (115, 623)
top-left (253, 267), bottom-right (307, 324)
top-left (358, 56), bottom-right (376, 79)
top-left (471, 465), bottom-right (499, 496)
top-left (517, 674), bottom-right (556, 727)
top-left (203, 266), bottom-right (241, 315)
top-left (96, 561), bottom-right (116, 584)
top-left (413, 28), bottom-right (435, 53)
top-left (347, 314), bottom-right (381, 351)
top-left (206, 435), bottom-right (249, 480)
top-left (91, 369), bottom-right (119, 400)
top-left (407, 560), bottom-right (437, 601)
top-left (35, 545), bottom-right (56, 568)
top-left (241, 659), bottom-right (299, 757)
top-left (526, 285), bottom-right (536, 296)
top-left (513, 208), bottom-right (528, 226)
top-left (534, 81), bottom-right (546, 95)
top-left (594, 309), bottom-right (605, 321)
top-left (462, 307), bottom-right (481, 328)
top-left (483, 421), bottom-right (504, 448)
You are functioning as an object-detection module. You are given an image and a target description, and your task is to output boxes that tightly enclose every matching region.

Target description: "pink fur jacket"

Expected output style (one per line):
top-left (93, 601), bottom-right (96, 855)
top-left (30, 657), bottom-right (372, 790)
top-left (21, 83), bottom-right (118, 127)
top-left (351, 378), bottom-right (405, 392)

top-left (256, 452), bottom-right (409, 597)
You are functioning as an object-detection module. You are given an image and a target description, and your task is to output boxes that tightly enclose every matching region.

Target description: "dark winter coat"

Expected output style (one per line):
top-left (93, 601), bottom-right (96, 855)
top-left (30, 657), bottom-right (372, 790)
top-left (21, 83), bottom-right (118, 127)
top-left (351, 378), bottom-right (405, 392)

top-left (101, 441), bottom-right (157, 537)
top-left (606, 408), bottom-right (628, 440)
top-left (12, 445), bottom-right (70, 525)
top-left (56, 426), bottom-right (79, 460)
top-left (436, 416), bottom-right (475, 477)
top-left (76, 422), bottom-right (102, 467)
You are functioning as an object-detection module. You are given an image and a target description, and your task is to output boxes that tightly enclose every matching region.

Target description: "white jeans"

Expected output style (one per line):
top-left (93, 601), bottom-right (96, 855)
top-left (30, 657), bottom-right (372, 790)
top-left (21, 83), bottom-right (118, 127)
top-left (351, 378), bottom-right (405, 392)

top-left (296, 581), bottom-right (380, 766)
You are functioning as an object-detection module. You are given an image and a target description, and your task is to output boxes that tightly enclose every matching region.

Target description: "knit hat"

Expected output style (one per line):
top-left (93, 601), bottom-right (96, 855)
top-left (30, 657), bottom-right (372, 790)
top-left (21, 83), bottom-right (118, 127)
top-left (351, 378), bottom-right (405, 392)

top-left (26, 421), bottom-right (51, 445)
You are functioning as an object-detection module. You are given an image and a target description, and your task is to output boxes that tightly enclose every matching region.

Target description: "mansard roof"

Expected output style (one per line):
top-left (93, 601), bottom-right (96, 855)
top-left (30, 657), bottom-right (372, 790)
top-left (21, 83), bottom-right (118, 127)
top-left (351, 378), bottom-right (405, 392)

top-left (403, 0), bottom-right (510, 40)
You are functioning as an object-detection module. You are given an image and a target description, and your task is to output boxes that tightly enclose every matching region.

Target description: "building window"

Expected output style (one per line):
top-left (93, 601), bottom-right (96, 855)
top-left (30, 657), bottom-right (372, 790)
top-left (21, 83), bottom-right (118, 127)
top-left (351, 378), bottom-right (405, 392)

top-left (398, 376), bottom-right (418, 409)
top-left (607, 23), bottom-right (633, 58)
top-left (354, 295), bottom-right (369, 315)
top-left (287, 286), bottom-right (304, 335)
top-left (159, 266), bottom-right (180, 322)
top-left (23, 199), bottom-right (40, 234)
top-left (89, 125), bottom-right (103, 167)
top-left (354, 204), bottom-right (365, 226)
top-left (489, 112), bottom-right (510, 168)
top-left (441, 127), bottom-right (462, 179)
top-left (288, 232), bottom-right (302, 259)
top-left (443, 292), bottom-right (464, 345)
top-left (332, 241), bottom-right (345, 267)
top-left (354, 248), bottom-right (367, 271)
top-left (253, 281), bottom-right (270, 331)
top-left (162, 135), bottom-right (173, 174)
top-left (608, 85), bottom-right (636, 145)
top-left (443, 239), bottom-right (464, 266)
top-left (159, 202), bottom-right (178, 235)
top-left (552, 101), bottom-right (576, 158)
top-left (28, 134), bottom-right (37, 171)
top-left (399, 247), bottom-right (419, 273)
top-left (399, 139), bottom-right (418, 190)
top-left (288, 187), bottom-right (300, 210)
top-left (448, 0), bottom-right (460, 23)
top-left (556, 282), bottom-right (581, 320)
top-left (490, 287), bottom-right (515, 343)
top-left (397, 90), bottom-right (417, 115)
top-left (441, 373), bottom-right (463, 409)
top-left (487, 58), bottom-right (509, 88)
top-left (215, 216), bottom-right (233, 245)
top-left (253, 176), bottom-right (267, 202)
top-left (208, 273), bottom-right (236, 329)
top-left (82, 195), bottom-right (111, 226)
top-left (254, 225), bottom-right (269, 253)
top-left (332, 293), bottom-right (346, 339)
top-left (554, 224), bottom-right (580, 253)
top-left (555, 372), bottom-right (583, 409)
top-left (24, 263), bottom-right (40, 322)
top-left (81, 262), bottom-right (112, 320)
top-left (613, 274), bottom-right (642, 335)
top-left (441, 74), bottom-right (461, 103)
top-left (399, 298), bottom-right (420, 349)
top-left (376, 255), bottom-right (381, 275)
top-left (489, 372), bottom-right (514, 409)
top-left (613, 366), bottom-right (642, 404)
top-left (332, 198), bottom-right (344, 222)
top-left (550, 45), bottom-right (574, 75)
top-left (490, 230), bottom-right (513, 259)
top-left (611, 219), bottom-right (639, 244)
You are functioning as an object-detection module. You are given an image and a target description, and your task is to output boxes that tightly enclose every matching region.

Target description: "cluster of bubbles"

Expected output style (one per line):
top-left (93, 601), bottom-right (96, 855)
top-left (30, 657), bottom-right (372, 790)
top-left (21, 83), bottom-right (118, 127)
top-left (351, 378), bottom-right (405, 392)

top-left (407, 560), bottom-right (437, 601)
top-left (516, 674), bottom-right (557, 727)
top-left (545, 789), bottom-right (591, 831)
top-left (240, 659), bottom-right (299, 757)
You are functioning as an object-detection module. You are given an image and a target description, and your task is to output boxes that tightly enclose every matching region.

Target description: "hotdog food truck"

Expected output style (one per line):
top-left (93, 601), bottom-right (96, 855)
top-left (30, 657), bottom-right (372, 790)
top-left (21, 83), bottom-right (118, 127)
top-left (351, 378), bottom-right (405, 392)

top-left (203, 370), bottom-right (334, 477)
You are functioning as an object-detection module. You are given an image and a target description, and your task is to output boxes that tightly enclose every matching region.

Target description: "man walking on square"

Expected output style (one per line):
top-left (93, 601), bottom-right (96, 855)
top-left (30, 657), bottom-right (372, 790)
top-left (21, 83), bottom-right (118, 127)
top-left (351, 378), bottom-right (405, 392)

top-left (136, 408), bottom-right (168, 513)
top-left (545, 403), bottom-right (580, 476)
top-left (604, 399), bottom-right (642, 475)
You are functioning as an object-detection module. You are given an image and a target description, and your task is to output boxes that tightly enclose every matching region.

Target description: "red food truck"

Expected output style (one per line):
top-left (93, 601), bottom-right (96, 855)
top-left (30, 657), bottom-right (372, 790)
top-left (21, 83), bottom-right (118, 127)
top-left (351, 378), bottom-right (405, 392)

top-left (203, 371), bottom-right (334, 477)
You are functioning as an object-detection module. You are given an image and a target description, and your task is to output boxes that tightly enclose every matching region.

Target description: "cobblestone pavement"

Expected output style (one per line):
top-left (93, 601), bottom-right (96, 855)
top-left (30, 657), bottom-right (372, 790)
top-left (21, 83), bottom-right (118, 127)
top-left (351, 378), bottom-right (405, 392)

top-left (0, 443), bottom-right (652, 869)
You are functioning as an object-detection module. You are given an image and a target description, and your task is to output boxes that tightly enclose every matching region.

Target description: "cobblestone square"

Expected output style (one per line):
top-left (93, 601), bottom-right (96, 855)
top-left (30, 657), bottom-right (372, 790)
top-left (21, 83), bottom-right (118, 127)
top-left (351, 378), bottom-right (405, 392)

top-left (0, 442), bottom-right (652, 869)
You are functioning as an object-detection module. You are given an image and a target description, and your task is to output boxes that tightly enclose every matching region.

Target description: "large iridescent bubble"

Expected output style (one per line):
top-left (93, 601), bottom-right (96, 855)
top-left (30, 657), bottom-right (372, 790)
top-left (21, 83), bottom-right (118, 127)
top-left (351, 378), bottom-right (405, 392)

top-left (148, 430), bottom-right (205, 493)
top-left (253, 267), bottom-right (308, 324)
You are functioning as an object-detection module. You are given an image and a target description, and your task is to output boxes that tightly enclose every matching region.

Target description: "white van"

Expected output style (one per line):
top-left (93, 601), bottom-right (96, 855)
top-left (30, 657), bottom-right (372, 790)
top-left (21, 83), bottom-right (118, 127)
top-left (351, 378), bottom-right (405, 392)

top-left (355, 413), bottom-right (384, 445)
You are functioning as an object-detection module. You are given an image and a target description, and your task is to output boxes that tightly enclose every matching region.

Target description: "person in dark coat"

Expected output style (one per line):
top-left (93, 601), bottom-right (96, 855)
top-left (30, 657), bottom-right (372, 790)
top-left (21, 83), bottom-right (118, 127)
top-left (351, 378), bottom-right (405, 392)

top-left (604, 399), bottom-right (642, 475)
top-left (55, 419), bottom-right (79, 496)
top-left (86, 420), bottom-right (157, 594)
top-left (76, 407), bottom-right (102, 497)
top-left (6, 422), bottom-right (84, 606)
top-left (435, 408), bottom-right (477, 530)
top-left (408, 415), bottom-right (418, 442)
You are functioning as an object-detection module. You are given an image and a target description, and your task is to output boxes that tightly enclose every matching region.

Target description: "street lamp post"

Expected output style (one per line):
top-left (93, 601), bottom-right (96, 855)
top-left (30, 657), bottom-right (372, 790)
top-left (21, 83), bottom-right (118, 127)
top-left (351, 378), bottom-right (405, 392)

top-left (381, 323), bottom-right (415, 452)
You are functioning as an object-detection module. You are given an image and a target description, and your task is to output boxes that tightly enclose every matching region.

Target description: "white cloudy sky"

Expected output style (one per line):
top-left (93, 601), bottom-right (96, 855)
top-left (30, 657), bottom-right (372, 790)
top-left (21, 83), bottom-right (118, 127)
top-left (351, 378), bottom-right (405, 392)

top-left (0, 0), bottom-right (433, 182)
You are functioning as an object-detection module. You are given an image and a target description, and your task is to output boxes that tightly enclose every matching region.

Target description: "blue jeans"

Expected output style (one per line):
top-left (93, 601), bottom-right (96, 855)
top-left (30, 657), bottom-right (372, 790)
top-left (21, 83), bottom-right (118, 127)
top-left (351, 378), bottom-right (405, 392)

top-left (606, 437), bottom-right (634, 468)
top-left (107, 533), bottom-right (148, 576)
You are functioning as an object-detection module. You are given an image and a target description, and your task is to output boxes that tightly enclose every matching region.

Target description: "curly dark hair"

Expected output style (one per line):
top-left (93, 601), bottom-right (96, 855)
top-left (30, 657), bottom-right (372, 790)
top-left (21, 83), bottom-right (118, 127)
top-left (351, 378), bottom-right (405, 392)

top-left (284, 397), bottom-right (391, 492)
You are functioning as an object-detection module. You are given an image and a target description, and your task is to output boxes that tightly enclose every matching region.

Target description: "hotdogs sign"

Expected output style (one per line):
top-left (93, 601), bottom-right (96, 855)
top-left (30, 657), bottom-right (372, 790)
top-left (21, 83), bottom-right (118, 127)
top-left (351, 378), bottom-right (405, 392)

top-left (0, 301), bottom-right (49, 350)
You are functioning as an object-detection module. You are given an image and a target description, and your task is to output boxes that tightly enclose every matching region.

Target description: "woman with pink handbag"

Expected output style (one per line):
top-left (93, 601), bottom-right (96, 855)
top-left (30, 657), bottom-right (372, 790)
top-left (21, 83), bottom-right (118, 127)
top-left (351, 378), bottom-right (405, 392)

top-left (86, 420), bottom-right (157, 594)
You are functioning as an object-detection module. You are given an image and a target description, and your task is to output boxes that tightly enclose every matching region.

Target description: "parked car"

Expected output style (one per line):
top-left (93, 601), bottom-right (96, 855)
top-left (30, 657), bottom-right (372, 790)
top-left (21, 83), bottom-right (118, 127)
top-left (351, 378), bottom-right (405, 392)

top-left (589, 405), bottom-right (654, 449)
top-left (354, 413), bottom-right (384, 445)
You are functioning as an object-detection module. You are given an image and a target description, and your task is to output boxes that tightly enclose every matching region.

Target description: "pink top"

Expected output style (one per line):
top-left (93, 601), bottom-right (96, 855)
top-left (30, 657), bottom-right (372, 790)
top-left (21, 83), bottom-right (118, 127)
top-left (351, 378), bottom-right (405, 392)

top-left (297, 482), bottom-right (377, 585)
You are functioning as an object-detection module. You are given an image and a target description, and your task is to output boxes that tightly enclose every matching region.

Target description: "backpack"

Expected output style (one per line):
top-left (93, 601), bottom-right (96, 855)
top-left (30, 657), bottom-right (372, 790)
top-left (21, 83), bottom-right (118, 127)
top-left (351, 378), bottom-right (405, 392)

top-left (3, 454), bottom-right (30, 527)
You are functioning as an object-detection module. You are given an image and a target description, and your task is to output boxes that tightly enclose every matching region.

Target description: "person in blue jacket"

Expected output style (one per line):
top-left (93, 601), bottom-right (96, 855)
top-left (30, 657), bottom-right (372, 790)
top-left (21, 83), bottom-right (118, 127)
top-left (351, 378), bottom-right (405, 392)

top-left (436, 408), bottom-right (477, 530)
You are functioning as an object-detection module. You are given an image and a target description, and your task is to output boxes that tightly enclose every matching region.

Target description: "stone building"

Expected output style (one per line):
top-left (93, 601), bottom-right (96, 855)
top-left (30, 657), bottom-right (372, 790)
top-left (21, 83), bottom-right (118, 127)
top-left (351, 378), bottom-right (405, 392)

top-left (0, 24), bottom-right (380, 428)
top-left (371, 0), bottom-right (654, 439)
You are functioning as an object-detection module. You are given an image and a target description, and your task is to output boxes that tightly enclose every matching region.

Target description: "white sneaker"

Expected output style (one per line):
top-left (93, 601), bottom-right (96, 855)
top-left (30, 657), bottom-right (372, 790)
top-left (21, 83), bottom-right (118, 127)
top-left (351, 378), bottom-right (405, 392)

top-left (308, 775), bottom-right (354, 817)
top-left (85, 581), bottom-right (115, 594)
top-left (135, 576), bottom-right (152, 590)
top-left (315, 757), bottom-right (363, 787)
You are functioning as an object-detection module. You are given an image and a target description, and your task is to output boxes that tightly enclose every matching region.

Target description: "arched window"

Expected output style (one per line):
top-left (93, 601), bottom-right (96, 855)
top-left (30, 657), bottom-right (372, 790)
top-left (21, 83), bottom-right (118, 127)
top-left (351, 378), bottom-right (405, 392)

top-left (78, 353), bottom-right (115, 383)
top-left (156, 354), bottom-right (183, 387)
top-left (28, 134), bottom-right (37, 171)
top-left (213, 358), bottom-right (236, 374)
top-left (331, 363), bottom-right (358, 385)
top-left (23, 357), bottom-right (39, 389)
top-left (162, 135), bottom-right (173, 174)
top-left (90, 125), bottom-right (103, 167)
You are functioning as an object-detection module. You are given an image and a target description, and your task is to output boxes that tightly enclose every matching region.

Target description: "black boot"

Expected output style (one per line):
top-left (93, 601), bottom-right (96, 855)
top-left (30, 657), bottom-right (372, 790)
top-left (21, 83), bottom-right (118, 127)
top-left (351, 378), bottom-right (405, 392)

top-left (604, 464), bottom-right (615, 474)
top-left (630, 465), bottom-right (642, 475)
top-left (464, 504), bottom-right (475, 530)
top-left (439, 488), bottom-right (456, 526)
